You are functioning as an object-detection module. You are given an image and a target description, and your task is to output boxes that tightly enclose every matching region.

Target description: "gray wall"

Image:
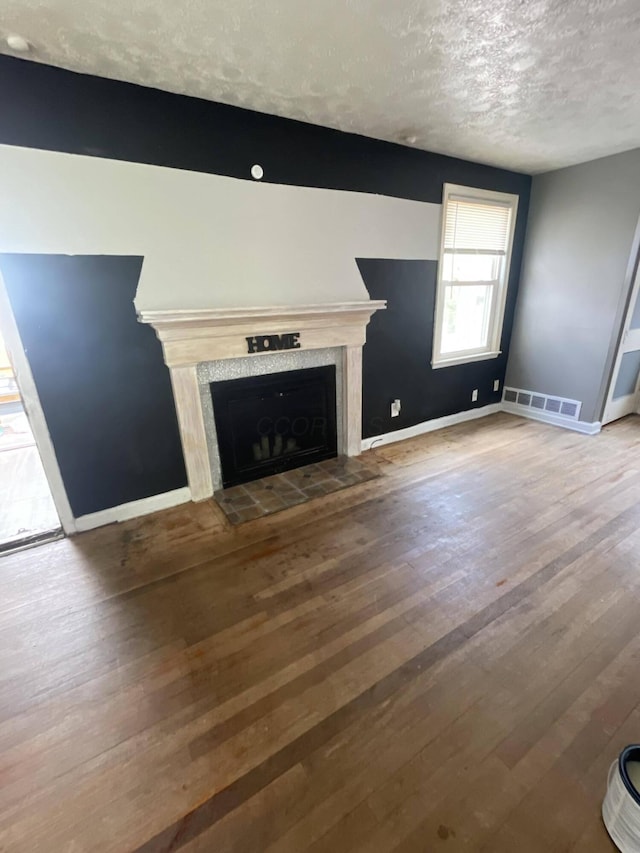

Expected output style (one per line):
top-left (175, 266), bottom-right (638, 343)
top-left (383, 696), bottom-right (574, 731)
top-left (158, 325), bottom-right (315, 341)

top-left (506, 148), bottom-right (640, 423)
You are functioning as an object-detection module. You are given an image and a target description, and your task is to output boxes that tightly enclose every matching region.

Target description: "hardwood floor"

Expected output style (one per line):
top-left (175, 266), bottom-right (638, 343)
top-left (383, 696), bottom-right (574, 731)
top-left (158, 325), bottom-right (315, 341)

top-left (0, 412), bottom-right (636, 852)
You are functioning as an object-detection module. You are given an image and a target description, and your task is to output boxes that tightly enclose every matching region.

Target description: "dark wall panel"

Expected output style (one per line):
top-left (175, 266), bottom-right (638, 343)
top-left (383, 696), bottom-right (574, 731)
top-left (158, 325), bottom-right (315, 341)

top-left (0, 55), bottom-right (530, 204)
top-left (0, 254), bottom-right (186, 516)
top-left (359, 259), bottom-right (507, 439)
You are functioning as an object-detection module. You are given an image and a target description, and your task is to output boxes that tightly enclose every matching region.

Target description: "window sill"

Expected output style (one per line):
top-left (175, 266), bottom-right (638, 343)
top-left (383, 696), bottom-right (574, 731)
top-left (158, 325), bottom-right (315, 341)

top-left (431, 350), bottom-right (502, 369)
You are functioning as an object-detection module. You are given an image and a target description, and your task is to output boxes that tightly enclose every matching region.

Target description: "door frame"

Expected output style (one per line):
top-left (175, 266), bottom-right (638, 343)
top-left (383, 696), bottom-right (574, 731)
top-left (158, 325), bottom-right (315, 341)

top-left (0, 271), bottom-right (76, 534)
top-left (602, 215), bottom-right (640, 425)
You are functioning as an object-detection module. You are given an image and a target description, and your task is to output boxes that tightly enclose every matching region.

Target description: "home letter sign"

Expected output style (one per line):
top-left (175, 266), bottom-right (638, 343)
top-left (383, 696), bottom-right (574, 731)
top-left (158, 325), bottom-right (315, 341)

top-left (246, 333), bottom-right (301, 354)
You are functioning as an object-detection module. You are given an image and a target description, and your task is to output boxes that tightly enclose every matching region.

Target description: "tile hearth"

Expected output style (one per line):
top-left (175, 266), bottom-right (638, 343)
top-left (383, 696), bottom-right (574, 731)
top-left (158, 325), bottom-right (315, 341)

top-left (214, 456), bottom-right (378, 524)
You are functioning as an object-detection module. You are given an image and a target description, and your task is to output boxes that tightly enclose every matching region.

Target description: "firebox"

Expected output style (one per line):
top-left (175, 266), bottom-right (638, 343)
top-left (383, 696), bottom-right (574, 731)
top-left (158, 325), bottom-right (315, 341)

top-left (210, 365), bottom-right (338, 487)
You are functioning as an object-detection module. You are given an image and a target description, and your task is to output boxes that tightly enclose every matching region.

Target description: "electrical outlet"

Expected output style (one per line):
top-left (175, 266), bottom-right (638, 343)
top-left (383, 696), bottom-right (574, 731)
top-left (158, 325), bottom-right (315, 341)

top-left (493, 379), bottom-right (500, 392)
top-left (471, 389), bottom-right (478, 402)
top-left (391, 399), bottom-right (401, 418)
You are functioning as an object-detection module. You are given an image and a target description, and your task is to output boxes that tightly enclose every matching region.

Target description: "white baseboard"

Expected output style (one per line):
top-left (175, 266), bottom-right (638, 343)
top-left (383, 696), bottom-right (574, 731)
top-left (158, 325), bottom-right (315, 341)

top-left (360, 403), bottom-right (503, 451)
top-left (70, 400), bottom-right (600, 532)
top-left (361, 399), bottom-right (602, 453)
top-left (73, 486), bottom-right (192, 533)
top-left (501, 402), bottom-right (601, 435)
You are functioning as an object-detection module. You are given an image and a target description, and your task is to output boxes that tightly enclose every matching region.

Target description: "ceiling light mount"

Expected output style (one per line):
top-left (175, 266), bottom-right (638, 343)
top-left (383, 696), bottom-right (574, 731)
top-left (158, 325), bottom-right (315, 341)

top-left (6, 34), bottom-right (32, 53)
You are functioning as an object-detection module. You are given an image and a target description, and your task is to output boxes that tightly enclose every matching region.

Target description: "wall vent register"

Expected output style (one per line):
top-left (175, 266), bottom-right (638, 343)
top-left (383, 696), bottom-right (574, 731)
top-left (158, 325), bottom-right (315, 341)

top-left (503, 387), bottom-right (582, 420)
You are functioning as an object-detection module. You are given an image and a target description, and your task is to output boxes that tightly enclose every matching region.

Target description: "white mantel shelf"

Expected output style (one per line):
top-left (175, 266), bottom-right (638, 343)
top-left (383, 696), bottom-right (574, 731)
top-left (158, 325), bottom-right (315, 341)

top-left (139, 300), bottom-right (386, 501)
top-left (139, 301), bottom-right (386, 326)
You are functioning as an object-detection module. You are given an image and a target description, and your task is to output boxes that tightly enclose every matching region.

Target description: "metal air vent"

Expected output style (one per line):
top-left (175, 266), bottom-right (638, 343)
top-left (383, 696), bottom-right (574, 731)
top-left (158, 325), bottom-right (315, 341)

top-left (503, 387), bottom-right (582, 421)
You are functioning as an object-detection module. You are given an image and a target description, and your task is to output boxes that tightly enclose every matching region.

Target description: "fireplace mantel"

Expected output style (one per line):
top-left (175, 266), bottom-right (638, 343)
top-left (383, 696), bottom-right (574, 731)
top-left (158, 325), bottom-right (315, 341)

top-left (139, 302), bottom-right (386, 365)
top-left (139, 300), bottom-right (386, 501)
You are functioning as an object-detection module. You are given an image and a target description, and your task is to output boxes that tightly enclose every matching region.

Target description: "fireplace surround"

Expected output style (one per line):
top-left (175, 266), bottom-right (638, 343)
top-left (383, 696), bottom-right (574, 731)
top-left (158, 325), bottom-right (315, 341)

top-left (139, 301), bottom-right (386, 500)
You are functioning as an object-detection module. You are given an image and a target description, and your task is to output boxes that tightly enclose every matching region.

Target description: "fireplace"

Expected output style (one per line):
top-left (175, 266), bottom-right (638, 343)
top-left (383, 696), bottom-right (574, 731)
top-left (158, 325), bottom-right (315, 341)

top-left (138, 302), bottom-right (386, 500)
top-left (211, 366), bottom-right (337, 487)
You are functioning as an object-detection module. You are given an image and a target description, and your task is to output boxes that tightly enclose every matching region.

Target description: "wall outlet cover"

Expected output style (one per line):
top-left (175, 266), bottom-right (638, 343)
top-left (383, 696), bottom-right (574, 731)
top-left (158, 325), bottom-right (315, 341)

top-left (471, 389), bottom-right (478, 402)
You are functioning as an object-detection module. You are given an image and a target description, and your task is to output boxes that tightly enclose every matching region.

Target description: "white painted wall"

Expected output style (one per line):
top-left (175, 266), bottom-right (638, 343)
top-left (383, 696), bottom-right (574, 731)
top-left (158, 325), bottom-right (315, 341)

top-left (0, 145), bottom-right (441, 311)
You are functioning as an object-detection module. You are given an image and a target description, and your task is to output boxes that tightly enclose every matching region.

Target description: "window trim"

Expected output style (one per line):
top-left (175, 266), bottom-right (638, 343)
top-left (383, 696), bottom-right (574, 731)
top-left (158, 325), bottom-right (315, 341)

top-left (432, 183), bottom-right (519, 369)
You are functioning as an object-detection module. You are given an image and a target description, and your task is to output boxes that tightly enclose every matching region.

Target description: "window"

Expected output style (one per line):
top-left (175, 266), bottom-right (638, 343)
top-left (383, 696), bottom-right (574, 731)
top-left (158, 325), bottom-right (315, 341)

top-left (432, 184), bottom-right (518, 368)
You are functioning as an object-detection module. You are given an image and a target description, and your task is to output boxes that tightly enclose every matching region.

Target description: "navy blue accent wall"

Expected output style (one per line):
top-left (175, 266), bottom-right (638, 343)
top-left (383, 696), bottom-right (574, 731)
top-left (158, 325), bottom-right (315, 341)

top-left (358, 259), bottom-right (507, 438)
top-left (357, 163), bottom-right (528, 440)
top-left (0, 254), bottom-right (187, 516)
top-left (0, 55), bottom-right (529, 204)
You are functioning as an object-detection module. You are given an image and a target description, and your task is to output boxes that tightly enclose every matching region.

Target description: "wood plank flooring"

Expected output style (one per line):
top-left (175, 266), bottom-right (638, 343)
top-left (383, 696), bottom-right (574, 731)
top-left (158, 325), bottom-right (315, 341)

top-left (0, 412), bottom-right (637, 851)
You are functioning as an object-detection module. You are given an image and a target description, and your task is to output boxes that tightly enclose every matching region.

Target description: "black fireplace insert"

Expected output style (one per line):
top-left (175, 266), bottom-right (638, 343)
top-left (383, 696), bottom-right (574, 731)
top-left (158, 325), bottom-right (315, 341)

top-left (210, 365), bottom-right (338, 487)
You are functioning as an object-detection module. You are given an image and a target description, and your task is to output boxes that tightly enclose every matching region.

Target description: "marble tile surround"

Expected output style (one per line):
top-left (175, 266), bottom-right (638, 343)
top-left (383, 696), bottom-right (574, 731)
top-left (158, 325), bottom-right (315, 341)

top-left (197, 347), bottom-right (343, 492)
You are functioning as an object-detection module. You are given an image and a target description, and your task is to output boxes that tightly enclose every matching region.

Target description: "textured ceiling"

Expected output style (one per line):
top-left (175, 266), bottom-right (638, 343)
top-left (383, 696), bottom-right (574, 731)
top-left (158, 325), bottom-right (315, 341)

top-left (1, 0), bottom-right (639, 174)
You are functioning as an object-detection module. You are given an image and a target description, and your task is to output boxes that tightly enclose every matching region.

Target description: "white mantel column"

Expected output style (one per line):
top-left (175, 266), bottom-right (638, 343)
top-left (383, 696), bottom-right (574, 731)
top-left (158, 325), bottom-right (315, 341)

top-left (342, 345), bottom-right (363, 457)
top-left (169, 365), bottom-right (213, 501)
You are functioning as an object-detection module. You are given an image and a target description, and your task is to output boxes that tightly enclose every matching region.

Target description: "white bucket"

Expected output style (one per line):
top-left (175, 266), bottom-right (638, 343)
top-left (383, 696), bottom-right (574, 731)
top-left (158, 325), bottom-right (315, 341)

top-left (603, 745), bottom-right (640, 852)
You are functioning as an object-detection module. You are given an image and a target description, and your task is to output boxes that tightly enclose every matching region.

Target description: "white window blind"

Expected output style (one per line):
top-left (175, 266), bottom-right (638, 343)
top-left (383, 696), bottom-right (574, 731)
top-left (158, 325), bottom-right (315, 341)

top-left (443, 197), bottom-right (512, 255)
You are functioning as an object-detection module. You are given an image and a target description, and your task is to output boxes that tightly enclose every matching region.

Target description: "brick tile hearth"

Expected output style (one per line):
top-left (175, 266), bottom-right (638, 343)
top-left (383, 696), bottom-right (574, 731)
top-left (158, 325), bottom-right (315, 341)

top-left (214, 456), bottom-right (379, 524)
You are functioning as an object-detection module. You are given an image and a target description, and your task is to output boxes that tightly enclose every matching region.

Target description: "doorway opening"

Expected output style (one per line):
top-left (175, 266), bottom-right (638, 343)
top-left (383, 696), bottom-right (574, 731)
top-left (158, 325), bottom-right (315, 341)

top-left (0, 328), bottom-right (61, 552)
top-left (603, 218), bottom-right (640, 424)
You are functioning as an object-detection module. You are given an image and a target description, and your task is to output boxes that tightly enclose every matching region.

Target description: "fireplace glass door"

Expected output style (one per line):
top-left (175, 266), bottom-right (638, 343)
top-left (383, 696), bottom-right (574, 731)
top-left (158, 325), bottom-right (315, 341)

top-left (210, 365), bottom-right (337, 487)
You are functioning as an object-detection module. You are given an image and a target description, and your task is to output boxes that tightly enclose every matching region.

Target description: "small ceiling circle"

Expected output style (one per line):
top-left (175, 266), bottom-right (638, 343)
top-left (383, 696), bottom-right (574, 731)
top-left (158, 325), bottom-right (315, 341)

top-left (250, 164), bottom-right (264, 180)
top-left (6, 34), bottom-right (31, 52)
